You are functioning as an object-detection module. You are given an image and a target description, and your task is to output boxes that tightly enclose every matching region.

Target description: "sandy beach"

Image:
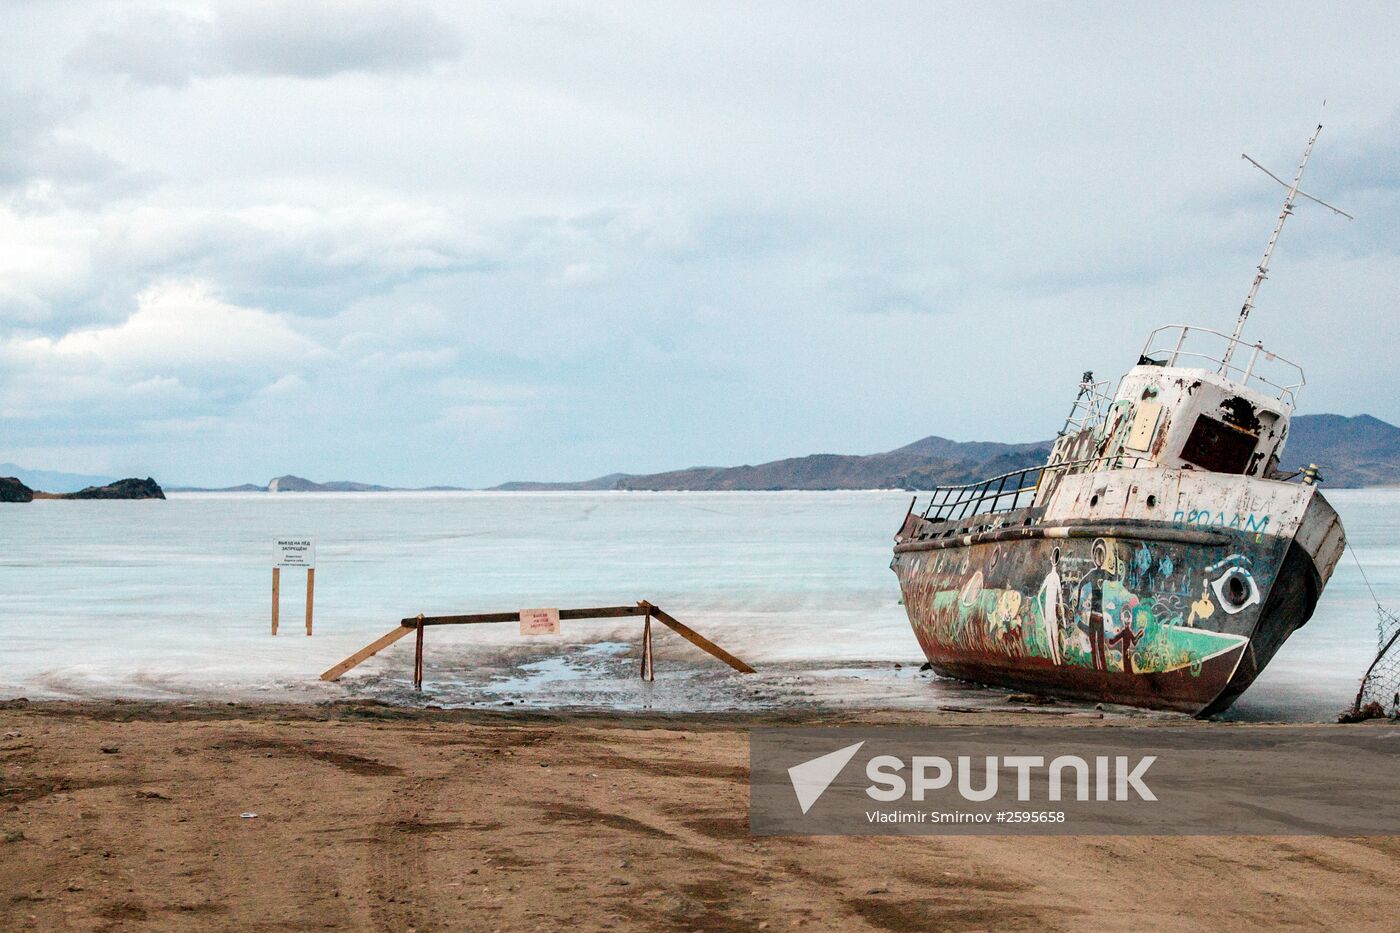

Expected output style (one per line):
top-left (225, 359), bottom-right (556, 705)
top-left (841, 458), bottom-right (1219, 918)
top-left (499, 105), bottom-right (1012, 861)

top-left (1, 700), bottom-right (1396, 932)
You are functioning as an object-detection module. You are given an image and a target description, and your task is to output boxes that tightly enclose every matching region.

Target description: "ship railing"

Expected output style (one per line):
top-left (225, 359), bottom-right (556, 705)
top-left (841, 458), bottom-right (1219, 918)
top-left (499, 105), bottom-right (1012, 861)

top-left (1139, 324), bottom-right (1305, 407)
top-left (915, 454), bottom-right (1151, 525)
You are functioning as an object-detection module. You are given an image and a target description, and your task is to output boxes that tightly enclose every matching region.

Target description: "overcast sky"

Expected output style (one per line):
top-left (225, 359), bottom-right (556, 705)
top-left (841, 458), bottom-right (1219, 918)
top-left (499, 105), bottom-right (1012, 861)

top-left (2, 1), bottom-right (1397, 487)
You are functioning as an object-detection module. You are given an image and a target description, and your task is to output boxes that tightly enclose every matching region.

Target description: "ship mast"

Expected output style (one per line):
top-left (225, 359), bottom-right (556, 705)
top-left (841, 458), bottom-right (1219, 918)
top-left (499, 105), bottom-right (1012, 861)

top-left (1220, 124), bottom-right (1353, 374)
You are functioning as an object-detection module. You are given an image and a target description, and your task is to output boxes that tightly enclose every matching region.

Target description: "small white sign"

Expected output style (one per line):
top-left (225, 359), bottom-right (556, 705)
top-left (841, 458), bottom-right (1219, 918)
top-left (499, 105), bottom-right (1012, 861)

top-left (519, 607), bottom-right (560, 636)
top-left (275, 537), bottom-right (316, 568)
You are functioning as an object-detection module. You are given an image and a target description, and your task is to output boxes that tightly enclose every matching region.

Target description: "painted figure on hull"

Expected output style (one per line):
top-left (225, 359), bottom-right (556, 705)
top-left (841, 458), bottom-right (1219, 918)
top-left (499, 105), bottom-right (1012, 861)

top-left (1187, 581), bottom-right (1215, 628)
top-left (1109, 609), bottom-right (1144, 674)
top-left (1075, 541), bottom-right (1115, 672)
top-left (1037, 547), bottom-right (1063, 665)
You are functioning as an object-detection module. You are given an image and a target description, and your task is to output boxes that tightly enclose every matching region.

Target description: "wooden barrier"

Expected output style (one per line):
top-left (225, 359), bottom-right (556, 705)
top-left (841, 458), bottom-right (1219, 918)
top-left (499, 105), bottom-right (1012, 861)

top-left (318, 625), bottom-right (416, 681)
top-left (319, 600), bottom-right (755, 689)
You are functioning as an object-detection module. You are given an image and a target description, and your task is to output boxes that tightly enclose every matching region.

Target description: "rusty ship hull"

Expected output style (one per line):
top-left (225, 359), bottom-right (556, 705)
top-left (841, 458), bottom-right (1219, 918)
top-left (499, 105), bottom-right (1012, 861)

top-left (893, 461), bottom-right (1345, 716)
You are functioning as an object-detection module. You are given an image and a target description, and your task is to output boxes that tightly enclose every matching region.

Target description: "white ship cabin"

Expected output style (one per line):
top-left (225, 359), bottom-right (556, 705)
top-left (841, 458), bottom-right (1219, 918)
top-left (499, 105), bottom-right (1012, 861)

top-left (907, 325), bottom-right (1312, 531)
top-left (1042, 324), bottom-right (1304, 487)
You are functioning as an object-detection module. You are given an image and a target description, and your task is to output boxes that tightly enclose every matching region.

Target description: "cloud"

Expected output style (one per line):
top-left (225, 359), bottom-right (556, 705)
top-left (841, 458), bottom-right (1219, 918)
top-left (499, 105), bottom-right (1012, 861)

top-left (0, 197), bottom-right (493, 328)
top-left (98, 200), bottom-right (493, 308)
top-left (0, 205), bottom-right (100, 323)
top-left (0, 90), bottom-right (103, 187)
top-left (0, 280), bottom-right (320, 418)
top-left (0, 85), bottom-right (146, 205)
top-left (256, 373), bottom-right (308, 398)
top-left (433, 403), bottom-right (519, 432)
top-left (69, 1), bottom-right (462, 87)
top-left (19, 279), bottom-right (315, 370)
top-left (351, 347), bottom-right (458, 373)
top-left (560, 261), bottom-right (607, 286)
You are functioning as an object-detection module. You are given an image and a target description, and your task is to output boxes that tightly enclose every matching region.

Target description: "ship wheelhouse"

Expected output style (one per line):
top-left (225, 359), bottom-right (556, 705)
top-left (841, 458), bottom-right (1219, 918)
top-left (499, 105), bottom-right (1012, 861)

top-left (900, 324), bottom-right (1314, 538)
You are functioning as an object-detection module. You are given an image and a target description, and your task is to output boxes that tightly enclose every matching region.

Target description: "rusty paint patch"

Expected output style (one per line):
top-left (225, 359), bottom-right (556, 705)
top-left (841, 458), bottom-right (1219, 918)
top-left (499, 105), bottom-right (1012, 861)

top-left (1218, 395), bottom-right (1263, 433)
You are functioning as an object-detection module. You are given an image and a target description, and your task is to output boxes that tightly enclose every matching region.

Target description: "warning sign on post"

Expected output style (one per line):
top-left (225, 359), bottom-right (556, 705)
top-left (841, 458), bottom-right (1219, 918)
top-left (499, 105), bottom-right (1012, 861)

top-left (519, 608), bottom-right (560, 635)
top-left (275, 538), bottom-right (316, 568)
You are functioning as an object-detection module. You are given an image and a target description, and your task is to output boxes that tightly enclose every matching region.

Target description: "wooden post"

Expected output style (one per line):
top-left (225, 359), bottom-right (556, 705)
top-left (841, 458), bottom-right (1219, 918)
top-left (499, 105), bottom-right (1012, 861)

top-left (639, 605), bottom-right (654, 680)
top-left (271, 567), bottom-right (280, 635)
top-left (644, 612), bottom-right (654, 681)
top-left (413, 614), bottom-right (425, 692)
top-left (304, 567), bottom-right (315, 636)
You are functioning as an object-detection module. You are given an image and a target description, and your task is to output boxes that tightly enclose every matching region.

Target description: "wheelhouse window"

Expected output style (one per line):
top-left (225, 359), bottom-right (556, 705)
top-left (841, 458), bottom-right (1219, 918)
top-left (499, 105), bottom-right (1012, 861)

top-left (1179, 415), bottom-right (1257, 474)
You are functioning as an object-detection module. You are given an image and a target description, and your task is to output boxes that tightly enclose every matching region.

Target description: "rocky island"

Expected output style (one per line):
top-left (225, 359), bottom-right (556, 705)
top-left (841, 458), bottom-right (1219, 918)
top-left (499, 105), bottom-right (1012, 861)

top-left (1, 477), bottom-right (35, 502)
top-left (3, 477), bottom-right (165, 502)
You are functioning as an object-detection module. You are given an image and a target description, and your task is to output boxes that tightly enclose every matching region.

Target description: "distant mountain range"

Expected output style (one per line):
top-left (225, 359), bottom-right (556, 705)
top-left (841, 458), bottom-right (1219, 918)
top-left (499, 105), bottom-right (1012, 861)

top-left (491, 437), bottom-right (1053, 491)
top-left (1278, 414), bottom-right (1400, 487)
top-left (12, 414), bottom-right (1400, 495)
top-left (0, 463), bottom-right (118, 494)
top-left (166, 474), bottom-right (468, 493)
top-left (492, 413), bottom-right (1400, 491)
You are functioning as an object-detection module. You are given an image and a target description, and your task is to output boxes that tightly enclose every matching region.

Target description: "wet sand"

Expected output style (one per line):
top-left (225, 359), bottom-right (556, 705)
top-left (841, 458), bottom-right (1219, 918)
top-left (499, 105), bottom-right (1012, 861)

top-left (2, 700), bottom-right (1397, 931)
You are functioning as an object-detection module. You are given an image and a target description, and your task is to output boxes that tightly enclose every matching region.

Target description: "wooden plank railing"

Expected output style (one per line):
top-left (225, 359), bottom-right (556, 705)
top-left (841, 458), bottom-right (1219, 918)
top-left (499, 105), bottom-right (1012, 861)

top-left (319, 601), bottom-right (755, 690)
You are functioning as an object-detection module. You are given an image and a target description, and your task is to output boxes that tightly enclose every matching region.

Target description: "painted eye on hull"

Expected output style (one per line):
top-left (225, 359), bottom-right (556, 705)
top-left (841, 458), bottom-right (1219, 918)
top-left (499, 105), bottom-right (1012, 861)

top-left (1210, 566), bottom-right (1260, 614)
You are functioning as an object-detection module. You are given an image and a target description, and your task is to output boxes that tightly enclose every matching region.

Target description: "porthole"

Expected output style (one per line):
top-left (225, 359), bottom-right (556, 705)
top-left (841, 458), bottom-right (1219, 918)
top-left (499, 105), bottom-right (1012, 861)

top-left (1089, 494), bottom-right (1100, 507)
top-left (1146, 494), bottom-right (1158, 508)
top-left (1211, 566), bottom-right (1260, 613)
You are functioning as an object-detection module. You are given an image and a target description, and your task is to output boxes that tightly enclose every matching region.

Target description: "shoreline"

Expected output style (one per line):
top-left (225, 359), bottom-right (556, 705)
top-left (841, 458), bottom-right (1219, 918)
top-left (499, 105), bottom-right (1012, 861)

top-left (4, 700), bottom-right (1398, 931)
top-left (0, 697), bottom-right (1148, 728)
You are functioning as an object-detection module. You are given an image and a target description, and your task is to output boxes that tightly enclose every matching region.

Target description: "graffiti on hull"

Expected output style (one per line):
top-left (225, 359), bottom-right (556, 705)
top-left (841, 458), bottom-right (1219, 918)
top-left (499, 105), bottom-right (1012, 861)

top-left (1173, 508), bottom-right (1271, 535)
top-left (896, 535), bottom-right (1267, 679)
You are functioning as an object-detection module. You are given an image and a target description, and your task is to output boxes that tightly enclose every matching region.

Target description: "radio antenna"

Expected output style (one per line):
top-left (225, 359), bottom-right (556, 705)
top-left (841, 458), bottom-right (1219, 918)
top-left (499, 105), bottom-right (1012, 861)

top-left (1220, 124), bottom-right (1353, 373)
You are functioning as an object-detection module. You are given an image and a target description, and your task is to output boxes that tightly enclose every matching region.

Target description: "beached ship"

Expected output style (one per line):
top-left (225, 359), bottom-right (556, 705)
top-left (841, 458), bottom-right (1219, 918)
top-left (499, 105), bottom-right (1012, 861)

top-left (891, 128), bottom-right (1350, 715)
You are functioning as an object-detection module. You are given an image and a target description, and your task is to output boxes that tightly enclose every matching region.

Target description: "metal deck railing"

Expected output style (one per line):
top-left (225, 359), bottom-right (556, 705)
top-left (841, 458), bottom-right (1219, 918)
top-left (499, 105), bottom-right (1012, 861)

top-left (914, 455), bottom-right (1151, 525)
top-left (1139, 324), bottom-right (1305, 407)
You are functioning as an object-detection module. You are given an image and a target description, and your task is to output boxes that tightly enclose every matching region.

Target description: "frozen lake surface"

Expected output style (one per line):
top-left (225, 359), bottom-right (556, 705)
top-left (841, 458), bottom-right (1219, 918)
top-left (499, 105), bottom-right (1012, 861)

top-left (2, 488), bottom-right (1397, 721)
